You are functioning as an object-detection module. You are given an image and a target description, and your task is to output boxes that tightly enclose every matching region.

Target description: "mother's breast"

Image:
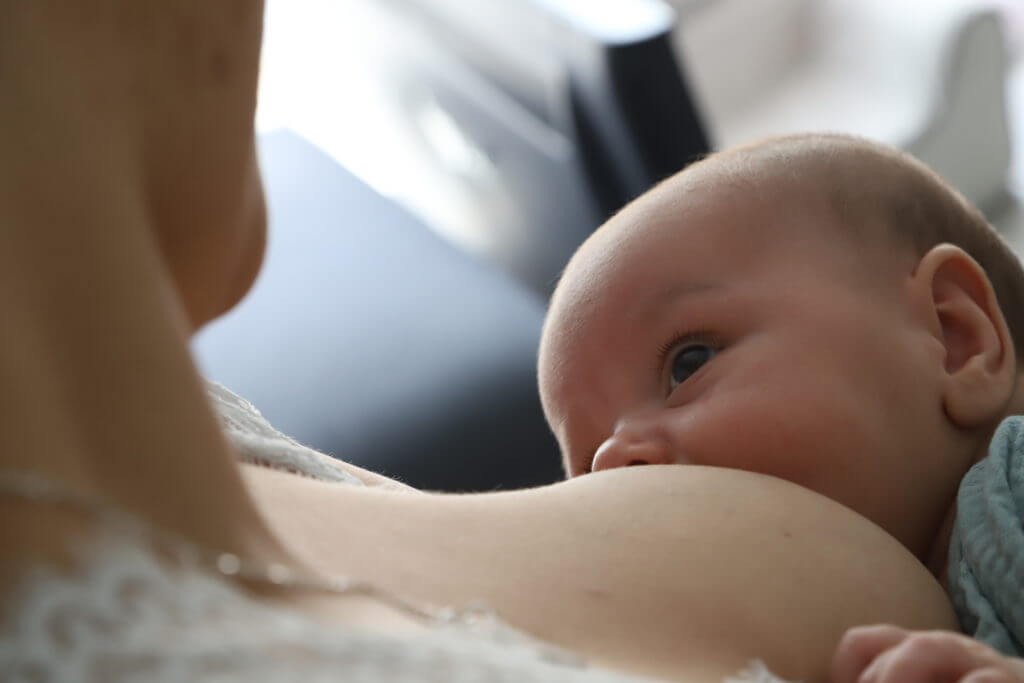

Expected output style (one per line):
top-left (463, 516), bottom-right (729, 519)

top-left (244, 464), bottom-right (958, 683)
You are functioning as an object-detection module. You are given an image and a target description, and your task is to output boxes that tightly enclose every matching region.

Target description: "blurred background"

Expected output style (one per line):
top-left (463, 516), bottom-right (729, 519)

top-left (194, 0), bottom-right (1024, 492)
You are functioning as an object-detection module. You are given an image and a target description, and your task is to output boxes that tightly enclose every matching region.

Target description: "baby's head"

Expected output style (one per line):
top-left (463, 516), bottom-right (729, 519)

top-left (538, 133), bottom-right (1024, 561)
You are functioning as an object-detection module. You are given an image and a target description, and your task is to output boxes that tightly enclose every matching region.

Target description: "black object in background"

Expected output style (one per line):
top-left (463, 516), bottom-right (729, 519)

top-left (370, 0), bottom-right (711, 294)
top-left (193, 131), bottom-right (564, 492)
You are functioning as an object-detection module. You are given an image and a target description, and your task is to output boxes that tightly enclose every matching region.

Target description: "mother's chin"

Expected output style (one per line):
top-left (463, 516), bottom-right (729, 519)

top-left (202, 154), bottom-right (268, 331)
top-left (163, 146), bottom-right (268, 334)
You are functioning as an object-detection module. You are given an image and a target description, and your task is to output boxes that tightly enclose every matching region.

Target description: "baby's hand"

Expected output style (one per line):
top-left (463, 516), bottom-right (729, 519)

top-left (831, 624), bottom-right (1024, 683)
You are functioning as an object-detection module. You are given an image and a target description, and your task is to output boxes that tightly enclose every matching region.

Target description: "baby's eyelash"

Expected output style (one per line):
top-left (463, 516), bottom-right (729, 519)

top-left (654, 330), bottom-right (723, 375)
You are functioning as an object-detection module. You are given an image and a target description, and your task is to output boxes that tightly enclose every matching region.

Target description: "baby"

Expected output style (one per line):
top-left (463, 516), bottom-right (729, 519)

top-left (537, 132), bottom-right (1024, 681)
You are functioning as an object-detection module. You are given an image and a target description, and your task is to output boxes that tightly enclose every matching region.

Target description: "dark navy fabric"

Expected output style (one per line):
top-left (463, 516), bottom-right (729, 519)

top-left (193, 131), bottom-right (562, 491)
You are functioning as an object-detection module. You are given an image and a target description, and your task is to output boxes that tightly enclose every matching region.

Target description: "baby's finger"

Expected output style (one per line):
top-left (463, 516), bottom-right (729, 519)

top-left (831, 624), bottom-right (910, 683)
top-left (960, 666), bottom-right (1020, 683)
top-left (856, 631), bottom-right (976, 683)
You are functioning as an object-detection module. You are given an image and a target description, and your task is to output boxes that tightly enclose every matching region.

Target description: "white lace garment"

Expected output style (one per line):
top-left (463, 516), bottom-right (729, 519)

top-left (0, 381), bottom-right (785, 682)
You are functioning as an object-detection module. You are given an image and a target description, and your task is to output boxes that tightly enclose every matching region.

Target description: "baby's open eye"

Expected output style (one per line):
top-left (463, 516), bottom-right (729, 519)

top-left (668, 344), bottom-right (716, 392)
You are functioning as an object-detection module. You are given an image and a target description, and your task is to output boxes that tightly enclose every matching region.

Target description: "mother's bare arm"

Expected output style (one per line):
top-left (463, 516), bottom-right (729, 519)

top-left (244, 464), bottom-right (959, 683)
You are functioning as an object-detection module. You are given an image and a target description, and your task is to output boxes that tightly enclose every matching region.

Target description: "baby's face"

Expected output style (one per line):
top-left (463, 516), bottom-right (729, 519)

top-left (538, 179), bottom-right (968, 558)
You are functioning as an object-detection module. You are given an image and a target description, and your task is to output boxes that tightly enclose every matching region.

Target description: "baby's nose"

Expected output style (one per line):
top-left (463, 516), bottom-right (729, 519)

top-left (591, 421), bottom-right (678, 473)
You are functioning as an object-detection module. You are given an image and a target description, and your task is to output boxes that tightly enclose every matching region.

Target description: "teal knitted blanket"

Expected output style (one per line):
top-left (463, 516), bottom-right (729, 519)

top-left (949, 416), bottom-right (1024, 655)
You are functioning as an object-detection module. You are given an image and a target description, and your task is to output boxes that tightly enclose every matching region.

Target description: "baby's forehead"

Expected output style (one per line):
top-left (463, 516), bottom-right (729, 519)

top-left (549, 163), bottom-right (896, 327)
top-left (572, 165), bottom-right (822, 259)
top-left (550, 178), bottom-right (772, 317)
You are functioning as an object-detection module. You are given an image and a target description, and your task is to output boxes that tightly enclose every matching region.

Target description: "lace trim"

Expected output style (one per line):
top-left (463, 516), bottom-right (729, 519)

top-left (205, 380), bottom-right (364, 486)
top-left (1, 529), bottom-right (670, 682)
top-left (725, 660), bottom-right (798, 683)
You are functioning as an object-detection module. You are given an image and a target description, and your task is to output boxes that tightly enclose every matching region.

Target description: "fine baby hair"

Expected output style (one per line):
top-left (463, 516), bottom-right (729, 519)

top-left (687, 132), bottom-right (1024, 357)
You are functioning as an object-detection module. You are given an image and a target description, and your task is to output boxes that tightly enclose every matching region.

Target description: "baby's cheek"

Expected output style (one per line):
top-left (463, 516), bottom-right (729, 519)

top-left (678, 391), bottom-right (844, 485)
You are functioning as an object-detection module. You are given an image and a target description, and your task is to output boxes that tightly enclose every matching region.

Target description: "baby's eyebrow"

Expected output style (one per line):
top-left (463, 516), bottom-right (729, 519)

top-left (652, 280), bottom-right (721, 305)
top-left (633, 281), bottom-right (722, 322)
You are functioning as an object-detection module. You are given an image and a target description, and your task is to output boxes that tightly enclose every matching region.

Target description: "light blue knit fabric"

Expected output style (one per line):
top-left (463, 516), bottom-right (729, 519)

top-left (948, 416), bottom-right (1024, 655)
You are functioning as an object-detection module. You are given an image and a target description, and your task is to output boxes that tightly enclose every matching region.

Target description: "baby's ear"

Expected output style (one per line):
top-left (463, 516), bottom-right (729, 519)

top-left (914, 244), bottom-right (1015, 428)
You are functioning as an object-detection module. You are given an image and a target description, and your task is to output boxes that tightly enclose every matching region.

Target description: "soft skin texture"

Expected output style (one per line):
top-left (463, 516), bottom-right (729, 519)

top-left (240, 461), bottom-right (959, 682)
top-left (538, 170), bottom-right (1018, 569)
